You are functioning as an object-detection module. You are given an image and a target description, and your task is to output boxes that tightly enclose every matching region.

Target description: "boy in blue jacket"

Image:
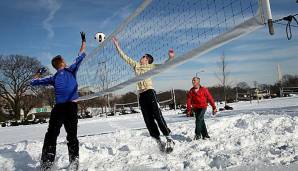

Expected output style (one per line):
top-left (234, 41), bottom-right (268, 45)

top-left (31, 32), bottom-right (86, 170)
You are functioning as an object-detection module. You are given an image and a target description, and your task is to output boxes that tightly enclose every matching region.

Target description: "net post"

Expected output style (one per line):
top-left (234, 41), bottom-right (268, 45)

top-left (263, 0), bottom-right (274, 35)
top-left (172, 88), bottom-right (177, 111)
top-left (136, 91), bottom-right (140, 109)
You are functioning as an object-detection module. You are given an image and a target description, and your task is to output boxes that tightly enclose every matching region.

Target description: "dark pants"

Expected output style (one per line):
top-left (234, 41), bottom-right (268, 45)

top-left (193, 108), bottom-right (208, 137)
top-left (139, 89), bottom-right (171, 139)
top-left (41, 102), bottom-right (79, 165)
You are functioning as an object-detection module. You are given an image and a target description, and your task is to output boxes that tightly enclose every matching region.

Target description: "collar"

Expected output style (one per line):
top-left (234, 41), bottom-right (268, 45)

top-left (191, 86), bottom-right (202, 92)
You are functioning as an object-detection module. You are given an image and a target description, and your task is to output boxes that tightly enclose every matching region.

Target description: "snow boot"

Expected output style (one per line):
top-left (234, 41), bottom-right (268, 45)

top-left (40, 161), bottom-right (54, 171)
top-left (203, 134), bottom-right (210, 140)
top-left (193, 134), bottom-right (201, 140)
top-left (155, 138), bottom-right (166, 152)
top-left (68, 158), bottom-right (79, 171)
top-left (165, 136), bottom-right (175, 153)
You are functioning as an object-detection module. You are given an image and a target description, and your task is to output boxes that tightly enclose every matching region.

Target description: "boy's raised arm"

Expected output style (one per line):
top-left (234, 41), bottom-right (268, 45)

top-left (165, 48), bottom-right (175, 63)
top-left (154, 48), bottom-right (175, 67)
top-left (112, 36), bottom-right (137, 67)
top-left (69, 32), bottom-right (87, 73)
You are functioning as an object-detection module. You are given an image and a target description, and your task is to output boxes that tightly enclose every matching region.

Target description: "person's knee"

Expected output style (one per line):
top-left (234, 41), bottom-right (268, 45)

top-left (197, 113), bottom-right (204, 119)
top-left (67, 134), bottom-right (78, 143)
top-left (47, 124), bottom-right (61, 135)
top-left (44, 130), bottom-right (60, 143)
top-left (150, 132), bottom-right (160, 140)
top-left (196, 117), bottom-right (204, 121)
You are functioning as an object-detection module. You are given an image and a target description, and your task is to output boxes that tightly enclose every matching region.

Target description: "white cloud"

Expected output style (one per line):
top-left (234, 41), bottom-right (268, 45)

top-left (40, 0), bottom-right (61, 39)
top-left (101, 3), bottom-right (134, 29)
top-left (39, 52), bottom-right (53, 60)
top-left (38, 52), bottom-right (56, 73)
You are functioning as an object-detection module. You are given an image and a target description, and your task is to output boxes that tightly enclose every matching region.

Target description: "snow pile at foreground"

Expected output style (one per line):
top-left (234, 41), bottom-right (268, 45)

top-left (1, 112), bottom-right (298, 170)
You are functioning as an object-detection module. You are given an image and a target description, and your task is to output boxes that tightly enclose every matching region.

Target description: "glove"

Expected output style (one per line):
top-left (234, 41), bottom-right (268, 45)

top-left (80, 32), bottom-right (86, 42)
top-left (37, 67), bottom-right (47, 75)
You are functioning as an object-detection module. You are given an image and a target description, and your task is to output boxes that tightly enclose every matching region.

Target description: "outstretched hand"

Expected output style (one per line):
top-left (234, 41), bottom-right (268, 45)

top-left (37, 67), bottom-right (47, 75)
top-left (80, 32), bottom-right (86, 42)
top-left (34, 67), bottom-right (46, 79)
top-left (168, 48), bottom-right (175, 59)
top-left (79, 32), bottom-right (86, 53)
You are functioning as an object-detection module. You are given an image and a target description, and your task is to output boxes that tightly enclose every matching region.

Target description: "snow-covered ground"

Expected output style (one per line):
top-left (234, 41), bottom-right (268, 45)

top-left (0, 96), bottom-right (298, 170)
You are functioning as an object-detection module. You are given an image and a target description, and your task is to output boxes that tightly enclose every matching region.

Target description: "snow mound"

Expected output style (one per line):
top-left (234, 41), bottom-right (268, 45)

top-left (1, 112), bottom-right (298, 170)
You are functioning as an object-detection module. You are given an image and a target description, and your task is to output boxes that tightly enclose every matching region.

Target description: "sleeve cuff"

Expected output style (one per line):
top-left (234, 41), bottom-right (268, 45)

top-left (78, 52), bottom-right (86, 57)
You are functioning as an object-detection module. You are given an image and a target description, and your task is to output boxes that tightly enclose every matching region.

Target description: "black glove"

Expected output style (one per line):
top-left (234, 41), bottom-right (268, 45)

top-left (80, 32), bottom-right (86, 42)
top-left (37, 67), bottom-right (47, 75)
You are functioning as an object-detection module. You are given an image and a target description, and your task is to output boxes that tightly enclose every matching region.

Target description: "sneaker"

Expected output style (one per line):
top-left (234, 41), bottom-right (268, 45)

top-left (193, 134), bottom-right (201, 140)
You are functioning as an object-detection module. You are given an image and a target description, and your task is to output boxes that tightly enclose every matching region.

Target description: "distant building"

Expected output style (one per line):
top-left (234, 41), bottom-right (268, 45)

top-left (27, 106), bottom-right (52, 120)
top-left (236, 88), bottom-right (271, 101)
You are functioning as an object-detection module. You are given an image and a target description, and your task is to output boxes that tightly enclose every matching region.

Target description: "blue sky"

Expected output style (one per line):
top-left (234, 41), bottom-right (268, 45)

top-left (0, 0), bottom-right (142, 64)
top-left (0, 0), bottom-right (297, 93)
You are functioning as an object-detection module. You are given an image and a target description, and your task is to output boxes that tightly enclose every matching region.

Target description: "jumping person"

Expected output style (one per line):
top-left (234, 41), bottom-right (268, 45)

top-left (112, 36), bottom-right (175, 152)
top-left (187, 77), bottom-right (217, 140)
top-left (31, 32), bottom-right (86, 170)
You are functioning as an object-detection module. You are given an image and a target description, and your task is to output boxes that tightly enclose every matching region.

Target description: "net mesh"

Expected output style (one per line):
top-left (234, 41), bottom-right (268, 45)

top-left (113, 89), bottom-right (175, 113)
top-left (77, 0), bottom-right (267, 100)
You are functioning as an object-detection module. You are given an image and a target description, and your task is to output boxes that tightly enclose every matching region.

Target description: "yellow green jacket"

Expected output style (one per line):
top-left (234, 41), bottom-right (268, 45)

top-left (115, 45), bottom-right (157, 91)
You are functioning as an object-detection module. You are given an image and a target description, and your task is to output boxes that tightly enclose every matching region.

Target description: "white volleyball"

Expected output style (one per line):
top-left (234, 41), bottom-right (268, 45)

top-left (94, 32), bottom-right (106, 43)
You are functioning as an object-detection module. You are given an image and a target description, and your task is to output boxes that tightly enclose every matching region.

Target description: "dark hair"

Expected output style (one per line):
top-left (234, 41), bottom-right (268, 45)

top-left (145, 54), bottom-right (154, 64)
top-left (192, 77), bottom-right (200, 81)
top-left (51, 55), bottom-right (64, 70)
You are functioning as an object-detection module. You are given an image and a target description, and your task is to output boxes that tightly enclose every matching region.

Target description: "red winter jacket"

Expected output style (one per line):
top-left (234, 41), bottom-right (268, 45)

top-left (187, 86), bottom-right (216, 113)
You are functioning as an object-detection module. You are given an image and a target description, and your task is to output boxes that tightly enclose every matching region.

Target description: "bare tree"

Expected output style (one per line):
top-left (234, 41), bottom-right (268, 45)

top-left (40, 87), bottom-right (55, 108)
top-left (19, 87), bottom-right (54, 119)
top-left (77, 100), bottom-right (90, 116)
top-left (0, 97), bottom-right (6, 121)
top-left (171, 89), bottom-right (187, 106)
top-left (236, 82), bottom-right (250, 90)
top-left (0, 54), bottom-right (43, 119)
top-left (215, 52), bottom-right (231, 105)
top-left (282, 74), bottom-right (298, 87)
top-left (20, 94), bottom-right (43, 118)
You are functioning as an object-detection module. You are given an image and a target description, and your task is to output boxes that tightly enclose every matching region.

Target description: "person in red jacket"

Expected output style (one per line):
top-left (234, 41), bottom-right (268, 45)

top-left (187, 77), bottom-right (217, 140)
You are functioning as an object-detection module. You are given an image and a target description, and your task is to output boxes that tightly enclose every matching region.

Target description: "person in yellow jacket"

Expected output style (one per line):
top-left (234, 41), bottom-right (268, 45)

top-left (112, 37), bottom-right (175, 152)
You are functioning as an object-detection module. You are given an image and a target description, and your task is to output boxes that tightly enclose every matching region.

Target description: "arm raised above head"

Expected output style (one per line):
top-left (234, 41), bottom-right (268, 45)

top-left (79, 32), bottom-right (86, 54)
top-left (112, 36), bottom-right (137, 67)
top-left (154, 48), bottom-right (175, 67)
top-left (69, 32), bottom-right (87, 73)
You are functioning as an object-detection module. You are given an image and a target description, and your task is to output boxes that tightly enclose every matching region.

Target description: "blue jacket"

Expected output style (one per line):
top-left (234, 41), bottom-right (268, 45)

top-left (31, 53), bottom-right (86, 104)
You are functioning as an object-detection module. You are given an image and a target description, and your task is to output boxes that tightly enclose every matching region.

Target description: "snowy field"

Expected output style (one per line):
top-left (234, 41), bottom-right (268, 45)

top-left (0, 96), bottom-right (298, 170)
